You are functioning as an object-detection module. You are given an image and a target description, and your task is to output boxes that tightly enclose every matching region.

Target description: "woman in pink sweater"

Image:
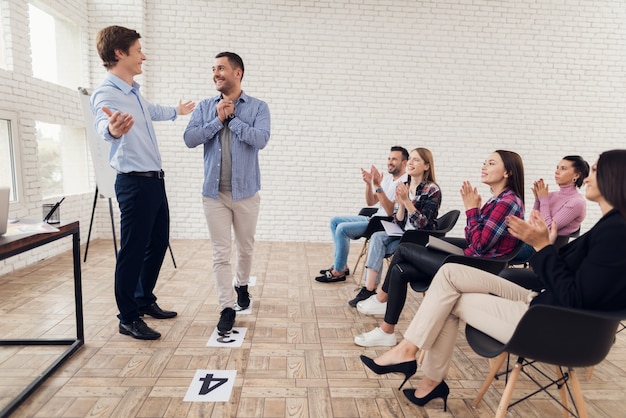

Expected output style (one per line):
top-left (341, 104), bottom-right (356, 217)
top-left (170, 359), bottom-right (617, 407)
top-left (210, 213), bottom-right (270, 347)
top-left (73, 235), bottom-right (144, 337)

top-left (514, 155), bottom-right (589, 262)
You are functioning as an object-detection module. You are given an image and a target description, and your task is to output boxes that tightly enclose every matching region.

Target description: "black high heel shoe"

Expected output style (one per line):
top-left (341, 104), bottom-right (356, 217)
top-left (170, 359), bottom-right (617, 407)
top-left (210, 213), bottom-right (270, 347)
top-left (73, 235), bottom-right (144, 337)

top-left (359, 355), bottom-right (417, 390)
top-left (402, 380), bottom-right (449, 411)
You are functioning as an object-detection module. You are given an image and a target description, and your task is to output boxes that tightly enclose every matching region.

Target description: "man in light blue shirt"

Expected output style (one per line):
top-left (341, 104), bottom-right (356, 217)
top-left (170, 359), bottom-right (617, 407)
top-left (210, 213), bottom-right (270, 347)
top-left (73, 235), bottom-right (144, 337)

top-left (91, 25), bottom-right (195, 340)
top-left (184, 52), bottom-right (270, 334)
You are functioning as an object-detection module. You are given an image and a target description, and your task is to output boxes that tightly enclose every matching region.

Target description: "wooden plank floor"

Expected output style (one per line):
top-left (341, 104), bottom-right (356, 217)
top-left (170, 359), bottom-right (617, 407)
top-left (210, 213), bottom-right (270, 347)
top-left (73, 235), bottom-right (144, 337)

top-left (1, 239), bottom-right (626, 417)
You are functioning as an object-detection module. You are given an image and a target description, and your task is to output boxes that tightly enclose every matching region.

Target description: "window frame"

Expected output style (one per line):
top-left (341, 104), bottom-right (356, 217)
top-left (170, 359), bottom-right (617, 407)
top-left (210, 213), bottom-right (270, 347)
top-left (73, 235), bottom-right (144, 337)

top-left (0, 110), bottom-right (23, 203)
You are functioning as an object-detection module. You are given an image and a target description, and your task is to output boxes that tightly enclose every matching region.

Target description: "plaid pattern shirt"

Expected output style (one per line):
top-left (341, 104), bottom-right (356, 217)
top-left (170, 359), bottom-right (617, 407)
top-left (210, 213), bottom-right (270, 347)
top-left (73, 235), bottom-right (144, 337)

top-left (394, 181), bottom-right (442, 231)
top-left (464, 188), bottom-right (524, 257)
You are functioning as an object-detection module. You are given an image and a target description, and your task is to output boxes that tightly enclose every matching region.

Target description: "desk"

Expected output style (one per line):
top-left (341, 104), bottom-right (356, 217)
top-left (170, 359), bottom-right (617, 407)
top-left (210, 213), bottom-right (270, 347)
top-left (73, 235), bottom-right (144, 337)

top-left (0, 221), bottom-right (84, 417)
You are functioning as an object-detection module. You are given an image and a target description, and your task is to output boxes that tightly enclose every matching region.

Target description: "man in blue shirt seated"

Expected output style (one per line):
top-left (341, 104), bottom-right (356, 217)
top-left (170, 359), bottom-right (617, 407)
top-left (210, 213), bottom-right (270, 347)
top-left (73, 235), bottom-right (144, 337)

top-left (91, 25), bottom-right (195, 340)
top-left (184, 52), bottom-right (271, 334)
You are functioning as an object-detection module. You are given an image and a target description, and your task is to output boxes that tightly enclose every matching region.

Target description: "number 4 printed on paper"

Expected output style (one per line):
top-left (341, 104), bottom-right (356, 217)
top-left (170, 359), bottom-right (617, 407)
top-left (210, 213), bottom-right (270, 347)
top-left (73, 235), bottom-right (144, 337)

top-left (184, 370), bottom-right (237, 402)
top-left (199, 373), bottom-right (228, 395)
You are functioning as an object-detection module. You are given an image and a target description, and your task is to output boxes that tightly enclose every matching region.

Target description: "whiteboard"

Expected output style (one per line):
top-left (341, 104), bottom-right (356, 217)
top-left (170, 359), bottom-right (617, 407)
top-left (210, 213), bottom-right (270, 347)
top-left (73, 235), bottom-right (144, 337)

top-left (79, 87), bottom-right (116, 198)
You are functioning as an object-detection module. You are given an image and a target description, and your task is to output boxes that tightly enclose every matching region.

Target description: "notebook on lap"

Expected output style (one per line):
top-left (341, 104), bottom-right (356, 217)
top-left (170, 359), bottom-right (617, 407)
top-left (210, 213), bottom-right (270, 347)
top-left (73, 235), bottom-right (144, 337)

top-left (425, 235), bottom-right (465, 255)
top-left (0, 187), bottom-right (10, 236)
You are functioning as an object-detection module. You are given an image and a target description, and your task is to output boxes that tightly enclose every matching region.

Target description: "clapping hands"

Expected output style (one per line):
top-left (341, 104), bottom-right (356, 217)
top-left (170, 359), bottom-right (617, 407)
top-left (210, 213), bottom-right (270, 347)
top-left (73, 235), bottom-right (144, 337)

top-left (532, 178), bottom-right (549, 198)
top-left (460, 181), bottom-right (481, 210)
top-left (507, 210), bottom-right (557, 251)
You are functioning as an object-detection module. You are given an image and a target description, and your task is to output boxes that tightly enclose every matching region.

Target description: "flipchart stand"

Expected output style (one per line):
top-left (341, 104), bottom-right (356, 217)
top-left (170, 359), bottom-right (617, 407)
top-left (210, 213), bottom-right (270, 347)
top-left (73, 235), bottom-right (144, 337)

top-left (79, 87), bottom-right (176, 267)
top-left (83, 186), bottom-right (118, 261)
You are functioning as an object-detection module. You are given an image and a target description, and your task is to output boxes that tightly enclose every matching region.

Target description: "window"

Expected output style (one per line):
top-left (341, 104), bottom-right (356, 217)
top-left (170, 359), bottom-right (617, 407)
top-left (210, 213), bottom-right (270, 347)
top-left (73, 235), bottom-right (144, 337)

top-left (36, 121), bottom-right (91, 198)
top-left (28, 3), bottom-right (83, 89)
top-left (0, 111), bottom-right (20, 202)
top-left (0, 110), bottom-right (20, 202)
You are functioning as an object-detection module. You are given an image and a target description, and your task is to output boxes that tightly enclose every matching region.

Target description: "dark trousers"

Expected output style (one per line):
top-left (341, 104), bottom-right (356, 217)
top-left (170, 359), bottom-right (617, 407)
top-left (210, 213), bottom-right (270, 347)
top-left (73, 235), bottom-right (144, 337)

top-left (114, 174), bottom-right (170, 323)
top-left (381, 240), bottom-right (464, 325)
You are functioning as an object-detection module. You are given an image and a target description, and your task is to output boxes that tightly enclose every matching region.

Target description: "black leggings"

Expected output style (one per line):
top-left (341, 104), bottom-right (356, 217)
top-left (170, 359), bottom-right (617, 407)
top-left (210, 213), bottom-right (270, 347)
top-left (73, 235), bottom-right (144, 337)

top-left (380, 240), bottom-right (465, 325)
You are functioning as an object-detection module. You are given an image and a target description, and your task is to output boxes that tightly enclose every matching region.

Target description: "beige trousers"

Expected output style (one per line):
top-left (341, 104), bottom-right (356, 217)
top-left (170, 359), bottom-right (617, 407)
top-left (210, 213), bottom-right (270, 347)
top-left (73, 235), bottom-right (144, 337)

top-left (403, 263), bottom-right (537, 382)
top-left (202, 191), bottom-right (260, 309)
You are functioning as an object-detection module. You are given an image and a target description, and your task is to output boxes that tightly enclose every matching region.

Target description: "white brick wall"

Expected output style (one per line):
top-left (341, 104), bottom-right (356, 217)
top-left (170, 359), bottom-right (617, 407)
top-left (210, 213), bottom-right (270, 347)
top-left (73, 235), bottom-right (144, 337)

top-left (1, 0), bottom-right (625, 273)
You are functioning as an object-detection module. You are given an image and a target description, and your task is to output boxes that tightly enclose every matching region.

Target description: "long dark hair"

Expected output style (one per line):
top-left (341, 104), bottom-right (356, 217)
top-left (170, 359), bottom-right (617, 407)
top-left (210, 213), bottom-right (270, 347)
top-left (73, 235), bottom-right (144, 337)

top-left (597, 149), bottom-right (626, 218)
top-left (562, 155), bottom-right (590, 188)
top-left (495, 150), bottom-right (525, 203)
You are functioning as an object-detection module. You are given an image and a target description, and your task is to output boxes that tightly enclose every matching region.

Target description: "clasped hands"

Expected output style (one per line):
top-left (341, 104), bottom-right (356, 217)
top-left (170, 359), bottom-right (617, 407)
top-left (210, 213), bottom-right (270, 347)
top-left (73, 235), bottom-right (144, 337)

top-left (216, 99), bottom-right (234, 122)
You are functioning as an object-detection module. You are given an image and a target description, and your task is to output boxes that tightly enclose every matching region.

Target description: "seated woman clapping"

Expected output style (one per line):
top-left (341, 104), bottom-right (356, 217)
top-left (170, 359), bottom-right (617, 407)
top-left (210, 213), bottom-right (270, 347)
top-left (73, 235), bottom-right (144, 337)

top-left (348, 148), bottom-right (441, 307)
top-left (354, 150), bottom-right (525, 347)
top-left (514, 154), bottom-right (590, 262)
top-left (359, 149), bottom-right (626, 411)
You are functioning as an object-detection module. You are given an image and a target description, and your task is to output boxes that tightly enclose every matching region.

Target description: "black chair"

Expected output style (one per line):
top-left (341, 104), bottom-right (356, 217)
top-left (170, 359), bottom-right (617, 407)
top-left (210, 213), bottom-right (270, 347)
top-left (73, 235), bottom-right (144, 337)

top-left (398, 209), bottom-right (460, 246)
top-left (380, 210), bottom-right (461, 273)
top-left (407, 239), bottom-right (525, 293)
top-left (553, 227), bottom-right (581, 250)
top-left (466, 305), bottom-right (626, 418)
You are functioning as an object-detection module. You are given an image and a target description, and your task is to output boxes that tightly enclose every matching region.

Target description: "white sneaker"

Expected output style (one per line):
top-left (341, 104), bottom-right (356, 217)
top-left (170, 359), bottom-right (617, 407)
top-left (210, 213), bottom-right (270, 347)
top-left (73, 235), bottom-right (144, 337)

top-left (357, 294), bottom-right (387, 315)
top-left (354, 327), bottom-right (397, 347)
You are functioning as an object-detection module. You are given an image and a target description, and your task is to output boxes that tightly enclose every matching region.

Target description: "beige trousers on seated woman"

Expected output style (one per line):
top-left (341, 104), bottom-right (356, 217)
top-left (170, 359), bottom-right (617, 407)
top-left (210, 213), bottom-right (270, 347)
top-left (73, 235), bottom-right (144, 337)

top-left (403, 263), bottom-right (537, 382)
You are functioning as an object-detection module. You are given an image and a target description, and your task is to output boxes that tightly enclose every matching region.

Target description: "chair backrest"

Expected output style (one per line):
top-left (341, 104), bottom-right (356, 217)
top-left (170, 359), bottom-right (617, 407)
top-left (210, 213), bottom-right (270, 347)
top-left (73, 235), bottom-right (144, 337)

top-left (358, 207), bottom-right (378, 217)
top-left (399, 210), bottom-right (461, 245)
top-left (467, 305), bottom-right (626, 368)
top-left (434, 210), bottom-right (460, 235)
top-left (553, 227), bottom-right (581, 251)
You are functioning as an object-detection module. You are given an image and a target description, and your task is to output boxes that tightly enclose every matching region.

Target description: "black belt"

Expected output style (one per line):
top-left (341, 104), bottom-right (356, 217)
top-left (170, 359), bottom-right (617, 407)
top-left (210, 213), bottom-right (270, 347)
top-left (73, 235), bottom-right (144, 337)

top-left (119, 170), bottom-right (165, 179)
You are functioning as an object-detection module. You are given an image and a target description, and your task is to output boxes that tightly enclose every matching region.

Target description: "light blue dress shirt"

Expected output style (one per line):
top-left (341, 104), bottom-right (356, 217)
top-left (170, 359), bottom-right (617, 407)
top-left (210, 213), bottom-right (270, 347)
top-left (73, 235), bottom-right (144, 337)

top-left (91, 72), bottom-right (178, 173)
top-left (183, 91), bottom-right (270, 200)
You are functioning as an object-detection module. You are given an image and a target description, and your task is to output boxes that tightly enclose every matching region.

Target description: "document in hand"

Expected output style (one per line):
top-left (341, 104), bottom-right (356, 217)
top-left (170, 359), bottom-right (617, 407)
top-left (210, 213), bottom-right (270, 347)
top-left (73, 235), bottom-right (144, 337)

top-left (380, 220), bottom-right (404, 237)
top-left (426, 235), bottom-right (465, 255)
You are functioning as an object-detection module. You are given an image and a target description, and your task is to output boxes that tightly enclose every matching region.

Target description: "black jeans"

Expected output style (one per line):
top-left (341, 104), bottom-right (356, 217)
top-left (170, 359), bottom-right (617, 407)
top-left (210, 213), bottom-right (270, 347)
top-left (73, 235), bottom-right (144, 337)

top-left (381, 239), bottom-right (465, 325)
top-left (114, 174), bottom-right (170, 323)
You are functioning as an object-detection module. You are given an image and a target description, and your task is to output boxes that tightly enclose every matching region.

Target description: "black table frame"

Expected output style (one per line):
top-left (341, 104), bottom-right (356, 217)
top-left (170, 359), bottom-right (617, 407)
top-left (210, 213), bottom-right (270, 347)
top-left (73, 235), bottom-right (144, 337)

top-left (0, 222), bottom-right (84, 417)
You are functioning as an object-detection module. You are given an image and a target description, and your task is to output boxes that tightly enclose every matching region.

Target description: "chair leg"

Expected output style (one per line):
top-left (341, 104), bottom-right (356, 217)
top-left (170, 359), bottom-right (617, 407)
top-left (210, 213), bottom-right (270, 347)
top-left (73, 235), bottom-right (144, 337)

top-left (568, 368), bottom-right (589, 418)
top-left (472, 352), bottom-right (508, 407)
top-left (555, 366), bottom-right (570, 418)
top-left (586, 366), bottom-right (594, 380)
top-left (352, 240), bottom-right (368, 284)
top-left (495, 358), bottom-right (522, 418)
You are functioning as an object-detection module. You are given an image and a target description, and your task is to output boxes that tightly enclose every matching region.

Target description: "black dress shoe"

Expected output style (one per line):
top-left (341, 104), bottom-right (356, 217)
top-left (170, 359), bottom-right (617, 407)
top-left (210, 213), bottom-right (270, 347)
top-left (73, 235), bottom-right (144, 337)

top-left (119, 318), bottom-right (161, 340)
top-left (139, 303), bottom-right (177, 319)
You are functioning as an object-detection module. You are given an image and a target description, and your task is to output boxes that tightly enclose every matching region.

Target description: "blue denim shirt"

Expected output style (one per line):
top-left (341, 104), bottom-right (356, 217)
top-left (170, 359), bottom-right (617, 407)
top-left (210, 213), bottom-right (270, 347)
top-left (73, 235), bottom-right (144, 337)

top-left (91, 72), bottom-right (177, 172)
top-left (183, 91), bottom-right (271, 200)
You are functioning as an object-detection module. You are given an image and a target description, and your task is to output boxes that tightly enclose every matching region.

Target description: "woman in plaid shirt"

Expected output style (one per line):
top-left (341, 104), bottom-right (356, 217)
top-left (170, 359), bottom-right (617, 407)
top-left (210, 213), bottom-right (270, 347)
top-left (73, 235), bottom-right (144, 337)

top-left (354, 150), bottom-right (525, 348)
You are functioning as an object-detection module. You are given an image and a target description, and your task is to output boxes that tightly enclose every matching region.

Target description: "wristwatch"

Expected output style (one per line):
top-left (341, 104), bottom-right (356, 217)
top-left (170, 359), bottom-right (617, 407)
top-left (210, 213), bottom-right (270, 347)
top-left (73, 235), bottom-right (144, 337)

top-left (225, 113), bottom-right (235, 126)
top-left (375, 187), bottom-right (384, 194)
